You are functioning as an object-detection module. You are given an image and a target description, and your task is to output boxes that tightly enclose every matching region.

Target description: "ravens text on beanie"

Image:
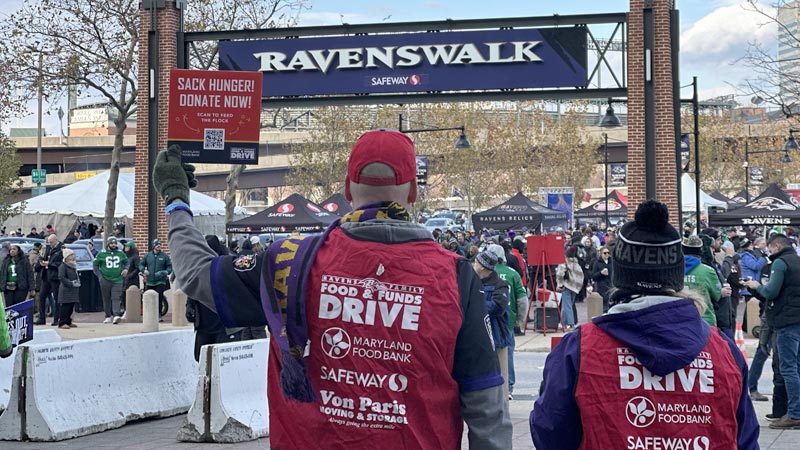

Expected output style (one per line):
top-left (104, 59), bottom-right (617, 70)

top-left (612, 200), bottom-right (684, 294)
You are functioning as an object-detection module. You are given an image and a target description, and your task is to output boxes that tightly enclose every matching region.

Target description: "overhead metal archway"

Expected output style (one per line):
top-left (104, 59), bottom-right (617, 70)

top-left (177, 13), bottom-right (630, 107)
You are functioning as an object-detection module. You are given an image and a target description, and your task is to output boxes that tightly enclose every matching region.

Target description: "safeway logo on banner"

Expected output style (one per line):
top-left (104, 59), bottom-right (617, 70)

top-left (307, 202), bottom-right (322, 213)
top-left (278, 203), bottom-right (294, 214)
top-left (323, 202), bottom-right (339, 212)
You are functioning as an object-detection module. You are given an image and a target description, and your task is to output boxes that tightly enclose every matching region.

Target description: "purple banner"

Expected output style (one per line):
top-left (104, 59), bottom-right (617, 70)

top-left (547, 193), bottom-right (573, 226)
top-left (6, 299), bottom-right (34, 348)
top-left (219, 28), bottom-right (587, 97)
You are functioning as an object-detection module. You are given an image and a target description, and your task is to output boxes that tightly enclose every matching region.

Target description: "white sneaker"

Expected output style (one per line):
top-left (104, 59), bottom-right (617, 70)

top-left (112, 316), bottom-right (121, 324)
top-left (103, 317), bottom-right (112, 324)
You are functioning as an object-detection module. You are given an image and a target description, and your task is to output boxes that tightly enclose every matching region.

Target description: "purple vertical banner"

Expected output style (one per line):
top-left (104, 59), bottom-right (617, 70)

top-left (547, 193), bottom-right (573, 228)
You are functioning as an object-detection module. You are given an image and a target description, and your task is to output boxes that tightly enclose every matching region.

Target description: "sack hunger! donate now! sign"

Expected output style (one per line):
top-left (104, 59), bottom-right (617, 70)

top-left (168, 69), bottom-right (262, 164)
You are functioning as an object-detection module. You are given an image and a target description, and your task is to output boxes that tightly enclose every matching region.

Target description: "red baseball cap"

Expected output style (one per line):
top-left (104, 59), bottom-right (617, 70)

top-left (345, 129), bottom-right (417, 202)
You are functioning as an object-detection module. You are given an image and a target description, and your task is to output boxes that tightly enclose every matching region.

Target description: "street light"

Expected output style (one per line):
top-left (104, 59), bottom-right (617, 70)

top-left (398, 114), bottom-right (470, 148)
top-left (598, 98), bottom-right (623, 228)
top-left (398, 113), bottom-right (473, 224)
top-left (744, 136), bottom-right (796, 202)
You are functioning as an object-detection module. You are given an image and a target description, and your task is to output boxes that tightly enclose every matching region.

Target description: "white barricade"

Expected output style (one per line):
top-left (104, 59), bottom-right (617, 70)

top-left (0, 330), bottom-right (62, 413)
top-left (179, 339), bottom-right (269, 442)
top-left (0, 329), bottom-right (197, 441)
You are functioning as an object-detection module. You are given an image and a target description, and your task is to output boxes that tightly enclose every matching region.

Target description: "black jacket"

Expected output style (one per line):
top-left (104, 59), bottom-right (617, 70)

top-left (0, 254), bottom-right (34, 292)
top-left (590, 257), bottom-right (612, 296)
top-left (124, 253), bottom-right (141, 289)
top-left (37, 243), bottom-right (64, 283)
top-left (765, 247), bottom-right (800, 329)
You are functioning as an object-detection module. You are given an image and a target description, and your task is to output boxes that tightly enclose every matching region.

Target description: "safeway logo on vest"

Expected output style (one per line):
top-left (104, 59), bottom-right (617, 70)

top-left (626, 436), bottom-right (710, 450)
top-left (618, 348), bottom-right (714, 393)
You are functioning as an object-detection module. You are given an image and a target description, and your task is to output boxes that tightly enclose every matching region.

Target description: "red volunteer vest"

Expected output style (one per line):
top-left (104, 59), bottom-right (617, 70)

top-left (268, 228), bottom-right (464, 450)
top-left (575, 323), bottom-right (742, 450)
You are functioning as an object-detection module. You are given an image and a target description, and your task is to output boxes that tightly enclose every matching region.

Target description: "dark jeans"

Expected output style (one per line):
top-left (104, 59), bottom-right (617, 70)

top-left (58, 303), bottom-right (75, 326)
top-left (773, 341), bottom-right (788, 418)
top-left (775, 323), bottom-right (800, 418)
top-left (749, 344), bottom-right (769, 393)
top-left (37, 278), bottom-right (59, 323)
top-left (3, 289), bottom-right (28, 306)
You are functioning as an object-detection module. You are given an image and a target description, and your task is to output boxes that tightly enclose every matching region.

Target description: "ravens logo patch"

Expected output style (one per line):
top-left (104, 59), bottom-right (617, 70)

top-left (233, 254), bottom-right (257, 272)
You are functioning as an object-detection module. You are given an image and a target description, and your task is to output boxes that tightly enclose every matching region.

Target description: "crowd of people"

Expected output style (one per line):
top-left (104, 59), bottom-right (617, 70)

top-left (3, 129), bottom-right (798, 446)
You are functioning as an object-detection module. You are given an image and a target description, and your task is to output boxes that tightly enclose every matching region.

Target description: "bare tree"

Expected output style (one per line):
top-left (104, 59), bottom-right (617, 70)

top-left (739, 1), bottom-right (800, 122)
top-left (183, 0), bottom-right (310, 221)
top-left (3, 0), bottom-right (139, 237)
top-left (286, 107), bottom-right (376, 202)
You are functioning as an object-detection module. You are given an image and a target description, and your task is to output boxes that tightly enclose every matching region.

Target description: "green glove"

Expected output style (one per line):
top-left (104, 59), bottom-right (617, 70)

top-left (0, 293), bottom-right (12, 358)
top-left (152, 144), bottom-right (198, 205)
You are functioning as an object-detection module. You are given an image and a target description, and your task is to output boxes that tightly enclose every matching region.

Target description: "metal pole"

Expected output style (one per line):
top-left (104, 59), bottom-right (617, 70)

top-left (36, 52), bottom-right (43, 186)
top-left (604, 133), bottom-right (609, 227)
top-left (693, 77), bottom-right (701, 227)
top-left (745, 141), bottom-right (750, 203)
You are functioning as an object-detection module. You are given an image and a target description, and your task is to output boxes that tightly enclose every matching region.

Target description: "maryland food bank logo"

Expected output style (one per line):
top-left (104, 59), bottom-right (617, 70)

top-left (625, 396), bottom-right (656, 428)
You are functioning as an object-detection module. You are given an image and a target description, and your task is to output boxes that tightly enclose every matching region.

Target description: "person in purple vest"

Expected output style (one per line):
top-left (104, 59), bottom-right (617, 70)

top-left (530, 200), bottom-right (759, 450)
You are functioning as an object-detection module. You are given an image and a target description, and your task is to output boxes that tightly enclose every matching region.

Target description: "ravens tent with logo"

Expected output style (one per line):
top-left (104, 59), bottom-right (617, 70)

top-left (708, 184), bottom-right (800, 227)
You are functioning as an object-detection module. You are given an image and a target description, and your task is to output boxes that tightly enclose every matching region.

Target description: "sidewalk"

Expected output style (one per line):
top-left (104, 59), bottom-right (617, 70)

top-left (8, 299), bottom-right (793, 449)
top-left (516, 298), bottom-right (762, 354)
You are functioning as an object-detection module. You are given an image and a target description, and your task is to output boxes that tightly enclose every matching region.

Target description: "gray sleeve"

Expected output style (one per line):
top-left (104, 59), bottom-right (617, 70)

top-left (460, 385), bottom-right (512, 450)
top-left (167, 210), bottom-right (216, 311)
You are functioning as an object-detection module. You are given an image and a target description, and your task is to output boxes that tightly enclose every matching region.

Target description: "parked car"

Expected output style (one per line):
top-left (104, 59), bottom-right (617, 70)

top-left (65, 244), bottom-right (95, 272)
top-left (424, 218), bottom-right (455, 234)
top-left (0, 236), bottom-right (45, 246)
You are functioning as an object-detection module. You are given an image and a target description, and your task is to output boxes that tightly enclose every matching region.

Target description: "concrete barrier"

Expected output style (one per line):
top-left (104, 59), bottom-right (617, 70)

top-left (745, 298), bottom-right (761, 338)
top-left (0, 330), bottom-right (62, 413)
top-left (586, 292), bottom-right (603, 320)
top-left (171, 290), bottom-right (189, 327)
top-left (178, 339), bottom-right (269, 442)
top-left (124, 285), bottom-right (142, 323)
top-left (0, 330), bottom-right (196, 441)
top-left (142, 290), bottom-right (159, 333)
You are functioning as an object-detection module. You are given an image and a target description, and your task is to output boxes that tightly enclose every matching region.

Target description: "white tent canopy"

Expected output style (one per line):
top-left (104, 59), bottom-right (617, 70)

top-left (681, 173), bottom-right (727, 213)
top-left (4, 171), bottom-right (246, 239)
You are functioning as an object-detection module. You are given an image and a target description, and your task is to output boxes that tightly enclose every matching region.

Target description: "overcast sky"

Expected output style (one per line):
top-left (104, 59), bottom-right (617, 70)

top-left (1, 0), bottom-right (779, 134)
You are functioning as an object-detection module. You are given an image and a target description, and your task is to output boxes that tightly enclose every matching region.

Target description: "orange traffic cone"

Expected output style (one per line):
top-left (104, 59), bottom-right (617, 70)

top-left (735, 322), bottom-right (747, 362)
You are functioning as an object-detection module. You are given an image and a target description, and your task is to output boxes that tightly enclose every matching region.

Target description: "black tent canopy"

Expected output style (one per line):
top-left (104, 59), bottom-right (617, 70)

top-left (708, 184), bottom-right (800, 227)
top-left (730, 189), bottom-right (749, 204)
top-left (226, 193), bottom-right (336, 234)
top-left (574, 190), bottom-right (628, 223)
top-left (319, 192), bottom-right (353, 216)
top-left (710, 191), bottom-right (743, 210)
top-left (471, 192), bottom-right (568, 233)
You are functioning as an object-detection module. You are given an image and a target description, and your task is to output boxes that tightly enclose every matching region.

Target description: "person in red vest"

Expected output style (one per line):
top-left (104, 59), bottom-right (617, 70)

top-left (530, 200), bottom-right (759, 450)
top-left (154, 130), bottom-right (511, 450)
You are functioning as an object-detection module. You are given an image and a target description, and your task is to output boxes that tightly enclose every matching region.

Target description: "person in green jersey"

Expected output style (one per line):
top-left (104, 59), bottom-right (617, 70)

top-left (487, 243), bottom-right (528, 400)
top-left (93, 237), bottom-right (128, 324)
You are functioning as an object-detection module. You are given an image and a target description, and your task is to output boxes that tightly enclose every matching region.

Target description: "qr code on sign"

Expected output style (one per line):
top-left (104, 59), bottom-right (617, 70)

top-left (204, 128), bottom-right (225, 150)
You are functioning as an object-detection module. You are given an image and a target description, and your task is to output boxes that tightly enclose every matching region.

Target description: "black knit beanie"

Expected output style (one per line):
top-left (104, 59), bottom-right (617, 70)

top-left (612, 200), bottom-right (684, 293)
